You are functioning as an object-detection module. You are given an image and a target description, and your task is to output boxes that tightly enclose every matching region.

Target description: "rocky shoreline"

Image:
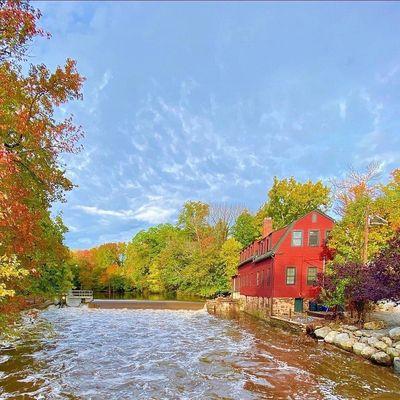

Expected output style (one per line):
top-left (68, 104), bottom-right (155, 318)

top-left (313, 324), bottom-right (400, 373)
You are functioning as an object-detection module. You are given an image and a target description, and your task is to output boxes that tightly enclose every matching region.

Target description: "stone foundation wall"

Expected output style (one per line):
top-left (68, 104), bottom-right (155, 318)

top-left (207, 295), bottom-right (311, 321)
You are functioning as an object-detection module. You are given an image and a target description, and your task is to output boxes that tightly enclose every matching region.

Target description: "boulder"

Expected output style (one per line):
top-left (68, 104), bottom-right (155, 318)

top-left (367, 337), bottom-right (379, 347)
top-left (314, 326), bottom-right (331, 339)
top-left (395, 343), bottom-right (400, 351)
top-left (325, 331), bottom-right (340, 344)
top-left (339, 338), bottom-right (357, 352)
top-left (394, 357), bottom-right (400, 375)
top-left (364, 321), bottom-right (386, 330)
top-left (386, 347), bottom-right (400, 359)
top-left (353, 342), bottom-right (368, 356)
top-left (333, 333), bottom-right (350, 347)
top-left (381, 337), bottom-right (393, 346)
top-left (389, 327), bottom-right (400, 342)
top-left (361, 346), bottom-right (378, 359)
top-left (359, 337), bottom-right (369, 344)
top-left (371, 351), bottom-right (392, 366)
top-left (354, 330), bottom-right (363, 337)
top-left (342, 325), bottom-right (358, 331)
top-left (374, 341), bottom-right (389, 352)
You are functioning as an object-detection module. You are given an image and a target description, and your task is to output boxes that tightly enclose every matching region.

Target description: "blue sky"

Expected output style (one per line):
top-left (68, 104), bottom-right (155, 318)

top-left (34, 1), bottom-right (400, 249)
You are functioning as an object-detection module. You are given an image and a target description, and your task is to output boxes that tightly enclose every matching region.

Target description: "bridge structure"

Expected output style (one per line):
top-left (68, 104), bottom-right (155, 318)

top-left (66, 290), bottom-right (94, 307)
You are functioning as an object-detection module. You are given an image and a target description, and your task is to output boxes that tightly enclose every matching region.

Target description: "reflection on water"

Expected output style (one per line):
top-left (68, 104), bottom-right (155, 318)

top-left (0, 307), bottom-right (399, 399)
top-left (93, 291), bottom-right (204, 302)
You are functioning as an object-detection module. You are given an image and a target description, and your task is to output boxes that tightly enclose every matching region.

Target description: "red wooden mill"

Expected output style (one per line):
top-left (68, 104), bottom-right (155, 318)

top-left (233, 210), bottom-right (335, 315)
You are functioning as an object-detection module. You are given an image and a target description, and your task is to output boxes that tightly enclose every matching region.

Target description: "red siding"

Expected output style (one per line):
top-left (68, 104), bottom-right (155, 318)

top-left (237, 211), bottom-right (334, 299)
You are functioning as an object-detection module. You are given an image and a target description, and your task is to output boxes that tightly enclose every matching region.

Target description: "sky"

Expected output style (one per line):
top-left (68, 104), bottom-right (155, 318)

top-left (33, 1), bottom-right (400, 249)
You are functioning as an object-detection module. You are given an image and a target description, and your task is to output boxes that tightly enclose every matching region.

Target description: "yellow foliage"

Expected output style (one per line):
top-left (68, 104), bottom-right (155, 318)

top-left (0, 255), bottom-right (28, 299)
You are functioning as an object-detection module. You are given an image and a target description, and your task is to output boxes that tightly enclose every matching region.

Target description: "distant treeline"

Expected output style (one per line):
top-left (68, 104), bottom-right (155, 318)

top-left (71, 167), bottom-right (400, 297)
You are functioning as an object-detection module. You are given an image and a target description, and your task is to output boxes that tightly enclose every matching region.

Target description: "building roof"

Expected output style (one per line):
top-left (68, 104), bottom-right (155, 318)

top-left (238, 209), bottom-right (335, 268)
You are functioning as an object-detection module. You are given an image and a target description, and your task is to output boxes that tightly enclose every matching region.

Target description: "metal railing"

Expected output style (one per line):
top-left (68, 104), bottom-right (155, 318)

top-left (68, 290), bottom-right (93, 299)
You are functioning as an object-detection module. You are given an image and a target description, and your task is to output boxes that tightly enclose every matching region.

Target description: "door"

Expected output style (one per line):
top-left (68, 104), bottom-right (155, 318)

top-left (294, 298), bottom-right (303, 313)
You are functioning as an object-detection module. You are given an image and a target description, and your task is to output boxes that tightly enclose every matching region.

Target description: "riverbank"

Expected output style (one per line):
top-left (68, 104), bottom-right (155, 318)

top-left (0, 296), bottom-right (53, 336)
top-left (207, 297), bottom-right (400, 374)
top-left (313, 324), bottom-right (400, 373)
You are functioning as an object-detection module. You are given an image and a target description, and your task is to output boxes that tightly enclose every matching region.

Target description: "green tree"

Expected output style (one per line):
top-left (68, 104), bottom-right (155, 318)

top-left (257, 177), bottom-right (330, 229)
top-left (231, 210), bottom-right (259, 247)
top-left (219, 238), bottom-right (242, 286)
top-left (330, 167), bottom-right (400, 264)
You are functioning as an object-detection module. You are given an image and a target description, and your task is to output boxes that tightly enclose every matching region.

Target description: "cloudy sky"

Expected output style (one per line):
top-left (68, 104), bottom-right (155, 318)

top-left (34, 1), bottom-right (400, 249)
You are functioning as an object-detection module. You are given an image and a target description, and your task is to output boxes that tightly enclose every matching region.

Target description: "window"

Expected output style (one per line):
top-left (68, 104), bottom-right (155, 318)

top-left (307, 267), bottom-right (318, 285)
top-left (261, 270), bottom-right (264, 286)
top-left (256, 271), bottom-right (260, 286)
top-left (286, 267), bottom-right (296, 285)
top-left (309, 230), bottom-right (320, 246)
top-left (292, 231), bottom-right (303, 246)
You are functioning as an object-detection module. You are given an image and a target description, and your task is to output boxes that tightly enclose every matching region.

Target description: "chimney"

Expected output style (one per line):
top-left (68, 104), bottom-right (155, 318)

top-left (262, 217), bottom-right (273, 238)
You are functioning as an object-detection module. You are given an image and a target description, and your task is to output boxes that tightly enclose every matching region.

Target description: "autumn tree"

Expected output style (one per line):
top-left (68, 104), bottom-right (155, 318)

top-left (256, 177), bottom-right (330, 230)
top-left (329, 164), bottom-right (397, 264)
top-left (0, 0), bottom-right (84, 298)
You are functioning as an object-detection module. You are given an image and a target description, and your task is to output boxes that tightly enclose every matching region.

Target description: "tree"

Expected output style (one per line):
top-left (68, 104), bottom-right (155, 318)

top-left (219, 238), bottom-right (242, 286)
top-left (329, 164), bottom-right (397, 264)
top-left (178, 201), bottom-right (210, 247)
top-left (318, 232), bottom-right (400, 322)
top-left (0, 254), bottom-right (28, 299)
top-left (0, 0), bottom-right (84, 299)
top-left (231, 210), bottom-right (259, 247)
top-left (209, 203), bottom-right (243, 245)
top-left (257, 177), bottom-right (330, 230)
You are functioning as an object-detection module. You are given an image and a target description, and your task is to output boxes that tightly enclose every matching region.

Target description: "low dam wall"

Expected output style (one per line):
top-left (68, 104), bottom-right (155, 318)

top-left (89, 299), bottom-right (206, 311)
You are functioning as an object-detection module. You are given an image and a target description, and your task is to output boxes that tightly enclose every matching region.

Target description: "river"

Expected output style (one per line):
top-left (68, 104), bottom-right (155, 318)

top-left (0, 306), bottom-right (399, 399)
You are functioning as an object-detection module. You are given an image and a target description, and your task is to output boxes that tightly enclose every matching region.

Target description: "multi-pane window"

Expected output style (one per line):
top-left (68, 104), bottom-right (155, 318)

top-left (307, 267), bottom-right (318, 285)
top-left (286, 267), bottom-right (296, 285)
top-left (291, 231), bottom-right (303, 246)
top-left (308, 230), bottom-right (320, 246)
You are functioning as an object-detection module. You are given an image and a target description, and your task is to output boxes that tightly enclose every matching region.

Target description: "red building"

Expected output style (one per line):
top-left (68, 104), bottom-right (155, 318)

top-left (233, 210), bottom-right (334, 315)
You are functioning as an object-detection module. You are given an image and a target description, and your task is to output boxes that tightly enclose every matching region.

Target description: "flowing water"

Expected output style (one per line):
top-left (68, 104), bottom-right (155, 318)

top-left (0, 306), bottom-right (399, 400)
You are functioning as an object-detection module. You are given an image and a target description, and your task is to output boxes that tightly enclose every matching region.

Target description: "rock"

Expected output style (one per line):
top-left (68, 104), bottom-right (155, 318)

top-left (364, 321), bottom-right (386, 330)
top-left (359, 337), bottom-right (369, 344)
top-left (314, 326), bottom-right (331, 339)
top-left (386, 347), bottom-right (400, 359)
top-left (371, 351), bottom-right (392, 366)
top-left (389, 327), bottom-right (400, 342)
top-left (367, 337), bottom-right (379, 347)
top-left (381, 337), bottom-right (393, 346)
top-left (374, 341), bottom-right (389, 352)
top-left (333, 333), bottom-right (350, 347)
top-left (361, 345), bottom-right (378, 359)
top-left (339, 338), bottom-right (357, 352)
top-left (354, 330), bottom-right (363, 337)
top-left (324, 331), bottom-right (339, 344)
top-left (353, 342), bottom-right (368, 356)
top-left (395, 343), bottom-right (400, 351)
top-left (394, 357), bottom-right (400, 374)
top-left (342, 325), bottom-right (358, 331)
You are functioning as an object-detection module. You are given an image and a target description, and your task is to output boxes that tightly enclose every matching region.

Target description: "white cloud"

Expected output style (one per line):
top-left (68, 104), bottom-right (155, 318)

top-left (75, 201), bottom-right (177, 224)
